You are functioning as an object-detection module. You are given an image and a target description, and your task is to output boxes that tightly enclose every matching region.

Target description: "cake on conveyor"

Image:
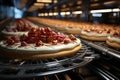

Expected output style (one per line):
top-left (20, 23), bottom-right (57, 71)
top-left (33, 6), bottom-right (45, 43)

top-left (106, 30), bottom-right (120, 49)
top-left (79, 26), bottom-right (111, 41)
top-left (1, 18), bottom-right (38, 36)
top-left (0, 27), bottom-right (82, 59)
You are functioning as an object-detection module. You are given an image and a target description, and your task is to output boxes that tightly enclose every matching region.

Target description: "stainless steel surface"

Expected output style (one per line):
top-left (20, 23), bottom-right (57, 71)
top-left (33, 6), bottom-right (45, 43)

top-left (81, 39), bottom-right (120, 59)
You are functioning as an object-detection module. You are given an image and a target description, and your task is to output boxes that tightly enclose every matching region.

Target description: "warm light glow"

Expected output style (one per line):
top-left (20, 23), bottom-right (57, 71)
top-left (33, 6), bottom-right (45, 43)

top-left (49, 13), bottom-right (53, 16)
top-left (61, 12), bottom-right (66, 15)
top-left (91, 3), bottom-right (100, 7)
top-left (54, 12), bottom-right (58, 16)
top-left (91, 8), bottom-right (120, 13)
top-left (66, 12), bottom-right (70, 15)
top-left (90, 9), bottom-right (112, 13)
top-left (37, 0), bottom-right (52, 3)
top-left (44, 13), bottom-right (48, 16)
top-left (104, 1), bottom-right (116, 5)
top-left (77, 1), bottom-right (81, 4)
top-left (34, 3), bottom-right (44, 6)
top-left (38, 13), bottom-right (44, 16)
top-left (92, 13), bottom-right (102, 17)
top-left (72, 11), bottom-right (82, 14)
top-left (112, 8), bottom-right (120, 12)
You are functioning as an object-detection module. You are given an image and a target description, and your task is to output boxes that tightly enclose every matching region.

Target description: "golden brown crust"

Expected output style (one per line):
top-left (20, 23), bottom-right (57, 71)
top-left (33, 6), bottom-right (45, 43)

top-left (79, 34), bottom-right (107, 41)
top-left (0, 45), bottom-right (82, 60)
top-left (106, 40), bottom-right (120, 49)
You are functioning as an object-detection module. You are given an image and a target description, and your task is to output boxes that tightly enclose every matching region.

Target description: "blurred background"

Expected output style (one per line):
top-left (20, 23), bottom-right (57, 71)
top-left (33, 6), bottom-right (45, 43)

top-left (0, 0), bottom-right (120, 24)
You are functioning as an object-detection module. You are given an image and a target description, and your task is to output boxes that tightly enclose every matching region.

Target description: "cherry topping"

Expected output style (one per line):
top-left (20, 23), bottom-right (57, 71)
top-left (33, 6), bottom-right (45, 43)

top-left (6, 28), bottom-right (13, 32)
top-left (64, 39), bottom-right (71, 44)
top-left (69, 34), bottom-right (76, 40)
top-left (20, 34), bottom-right (28, 41)
top-left (36, 41), bottom-right (43, 46)
top-left (6, 38), bottom-right (15, 45)
top-left (21, 41), bottom-right (27, 46)
top-left (11, 36), bottom-right (19, 43)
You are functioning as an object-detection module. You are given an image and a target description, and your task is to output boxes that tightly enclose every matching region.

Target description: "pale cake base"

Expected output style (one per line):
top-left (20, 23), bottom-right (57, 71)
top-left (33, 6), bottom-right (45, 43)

top-left (106, 40), bottom-right (120, 49)
top-left (80, 34), bottom-right (107, 41)
top-left (0, 45), bottom-right (82, 60)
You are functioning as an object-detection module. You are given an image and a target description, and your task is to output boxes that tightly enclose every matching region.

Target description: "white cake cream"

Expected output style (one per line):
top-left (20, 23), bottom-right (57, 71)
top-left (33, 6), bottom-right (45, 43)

top-left (0, 27), bottom-right (82, 59)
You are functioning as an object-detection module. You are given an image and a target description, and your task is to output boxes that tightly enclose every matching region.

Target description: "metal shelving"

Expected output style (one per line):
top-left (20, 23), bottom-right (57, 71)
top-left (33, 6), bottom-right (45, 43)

top-left (81, 39), bottom-right (120, 59)
top-left (0, 44), bottom-right (97, 79)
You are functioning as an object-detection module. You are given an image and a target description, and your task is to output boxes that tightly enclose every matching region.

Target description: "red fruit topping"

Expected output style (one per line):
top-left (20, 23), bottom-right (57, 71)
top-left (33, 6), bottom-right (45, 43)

top-left (45, 27), bottom-right (52, 33)
top-left (30, 28), bottom-right (36, 32)
top-left (36, 41), bottom-right (43, 46)
top-left (57, 37), bottom-right (64, 42)
top-left (20, 34), bottom-right (28, 41)
top-left (6, 28), bottom-right (13, 32)
top-left (21, 41), bottom-right (27, 46)
top-left (64, 39), bottom-right (71, 44)
top-left (51, 31), bottom-right (57, 35)
top-left (6, 38), bottom-right (15, 45)
top-left (52, 40), bottom-right (58, 45)
top-left (69, 34), bottom-right (76, 40)
top-left (11, 36), bottom-right (19, 43)
top-left (40, 28), bottom-right (46, 35)
top-left (12, 28), bottom-right (18, 32)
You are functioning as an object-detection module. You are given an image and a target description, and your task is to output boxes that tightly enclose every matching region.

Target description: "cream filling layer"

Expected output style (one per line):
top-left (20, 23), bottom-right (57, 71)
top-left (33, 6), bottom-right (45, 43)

top-left (0, 38), bottom-right (81, 53)
top-left (81, 30), bottom-right (109, 37)
top-left (107, 36), bottom-right (120, 43)
top-left (66, 27), bottom-right (81, 33)
top-left (1, 30), bottom-right (28, 36)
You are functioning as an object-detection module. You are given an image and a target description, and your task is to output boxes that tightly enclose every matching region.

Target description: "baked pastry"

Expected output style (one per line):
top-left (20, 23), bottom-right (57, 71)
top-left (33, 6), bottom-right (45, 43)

top-left (80, 27), bottom-right (110, 41)
top-left (0, 27), bottom-right (82, 59)
top-left (1, 18), bottom-right (37, 36)
top-left (106, 31), bottom-right (120, 49)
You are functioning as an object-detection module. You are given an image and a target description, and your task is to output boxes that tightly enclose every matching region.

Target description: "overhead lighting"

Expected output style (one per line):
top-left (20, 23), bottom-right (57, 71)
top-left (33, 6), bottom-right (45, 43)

top-left (61, 12), bottom-right (66, 15)
top-left (77, 1), bottom-right (81, 5)
top-left (34, 3), bottom-right (44, 6)
top-left (66, 12), bottom-right (70, 15)
top-left (92, 13), bottom-right (102, 17)
top-left (72, 11), bottom-right (82, 14)
top-left (38, 13), bottom-right (44, 16)
top-left (37, 0), bottom-right (53, 3)
top-left (112, 8), bottom-right (120, 12)
top-left (90, 9), bottom-right (112, 13)
top-left (91, 8), bottom-right (120, 13)
top-left (104, 1), bottom-right (116, 5)
top-left (49, 13), bottom-right (53, 16)
top-left (91, 3), bottom-right (100, 7)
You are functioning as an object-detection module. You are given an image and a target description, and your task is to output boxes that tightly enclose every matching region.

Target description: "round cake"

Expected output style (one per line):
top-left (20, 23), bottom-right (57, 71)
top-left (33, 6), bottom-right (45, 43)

top-left (1, 18), bottom-right (38, 36)
top-left (106, 31), bottom-right (120, 49)
top-left (80, 27), bottom-right (110, 41)
top-left (0, 27), bottom-right (82, 59)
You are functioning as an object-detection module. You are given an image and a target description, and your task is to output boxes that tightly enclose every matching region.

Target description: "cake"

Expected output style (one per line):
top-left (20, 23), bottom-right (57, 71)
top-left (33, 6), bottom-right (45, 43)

top-left (0, 27), bottom-right (82, 59)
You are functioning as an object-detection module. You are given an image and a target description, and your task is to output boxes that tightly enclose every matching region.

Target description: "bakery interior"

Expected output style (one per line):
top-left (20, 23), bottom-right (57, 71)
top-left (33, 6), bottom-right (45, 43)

top-left (0, 0), bottom-right (120, 80)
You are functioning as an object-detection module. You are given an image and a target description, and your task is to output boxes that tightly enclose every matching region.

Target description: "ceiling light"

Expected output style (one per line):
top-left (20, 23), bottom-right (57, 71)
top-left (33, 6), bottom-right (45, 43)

top-left (37, 0), bottom-right (52, 3)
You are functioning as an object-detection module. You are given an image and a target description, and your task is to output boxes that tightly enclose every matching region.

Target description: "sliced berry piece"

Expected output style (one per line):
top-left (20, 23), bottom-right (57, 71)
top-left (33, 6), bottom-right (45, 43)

top-left (64, 38), bottom-right (71, 44)
top-left (36, 41), bottom-right (43, 46)
top-left (12, 28), bottom-right (18, 32)
top-left (6, 38), bottom-right (15, 45)
top-left (52, 40), bottom-right (58, 45)
top-left (6, 28), bottom-right (13, 32)
top-left (20, 34), bottom-right (28, 41)
top-left (27, 37), bottom-right (37, 43)
top-left (69, 34), bottom-right (76, 40)
top-left (21, 41), bottom-right (27, 46)
top-left (11, 36), bottom-right (19, 43)
top-left (57, 37), bottom-right (64, 42)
